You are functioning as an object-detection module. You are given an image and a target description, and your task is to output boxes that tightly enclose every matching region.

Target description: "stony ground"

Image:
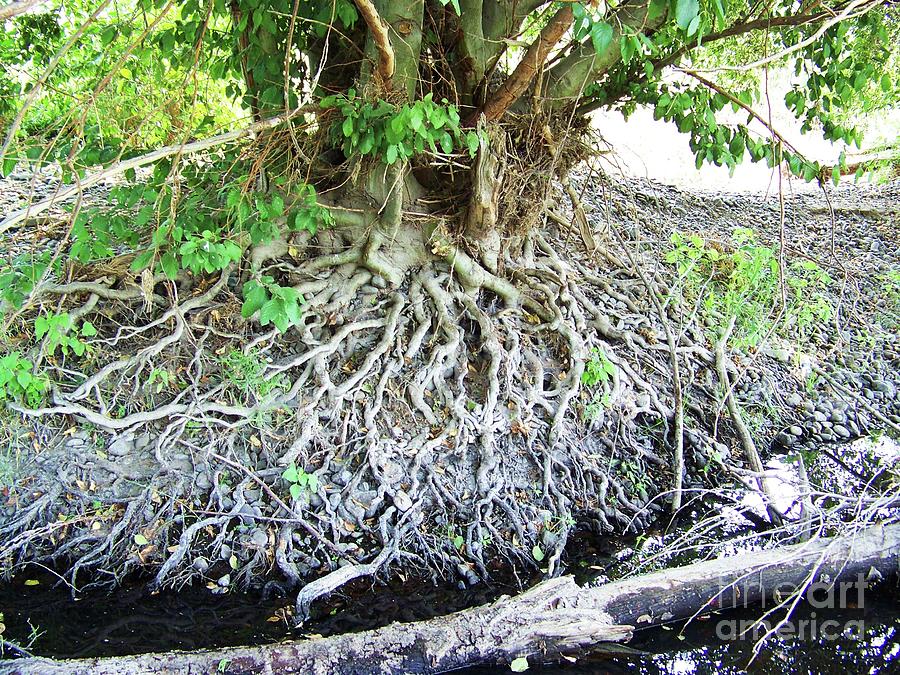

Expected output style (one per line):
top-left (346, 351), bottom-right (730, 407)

top-left (0, 165), bottom-right (897, 608)
top-left (574, 170), bottom-right (898, 451)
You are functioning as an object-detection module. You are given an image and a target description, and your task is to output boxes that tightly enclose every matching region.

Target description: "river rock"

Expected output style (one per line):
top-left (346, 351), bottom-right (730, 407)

top-left (871, 379), bottom-right (896, 399)
top-left (394, 490), bottom-right (413, 512)
top-left (250, 528), bottom-right (268, 547)
top-left (108, 435), bottom-right (134, 457)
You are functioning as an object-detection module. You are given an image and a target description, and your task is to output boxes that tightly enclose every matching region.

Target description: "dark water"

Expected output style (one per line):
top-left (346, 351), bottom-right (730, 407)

top-left (3, 438), bottom-right (898, 670)
top-left (2, 566), bottom-right (898, 673)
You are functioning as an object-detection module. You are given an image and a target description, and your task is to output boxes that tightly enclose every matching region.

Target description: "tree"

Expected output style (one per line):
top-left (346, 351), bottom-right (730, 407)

top-left (0, 0), bottom-right (897, 615)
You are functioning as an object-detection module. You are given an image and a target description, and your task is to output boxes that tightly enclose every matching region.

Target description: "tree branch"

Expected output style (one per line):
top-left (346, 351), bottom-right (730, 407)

top-left (355, 0), bottom-right (395, 85)
top-left (677, 67), bottom-right (801, 155)
top-left (0, 106), bottom-right (315, 234)
top-left (0, 0), bottom-right (46, 21)
top-left (477, 4), bottom-right (574, 122)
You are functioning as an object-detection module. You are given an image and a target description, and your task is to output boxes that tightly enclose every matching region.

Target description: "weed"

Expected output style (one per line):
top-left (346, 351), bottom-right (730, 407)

top-left (666, 229), bottom-right (833, 351)
top-left (35, 312), bottom-right (96, 357)
top-left (220, 349), bottom-right (285, 399)
top-left (581, 348), bottom-right (617, 421)
top-left (0, 352), bottom-right (49, 408)
top-left (147, 368), bottom-right (178, 393)
top-left (582, 348), bottom-right (616, 387)
top-left (282, 463), bottom-right (319, 501)
top-left (446, 525), bottom-right (464, 551)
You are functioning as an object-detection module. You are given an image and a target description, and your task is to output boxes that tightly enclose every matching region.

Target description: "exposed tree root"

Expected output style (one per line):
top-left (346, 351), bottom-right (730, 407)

top-left (0, 210), bottom-right (783, 619)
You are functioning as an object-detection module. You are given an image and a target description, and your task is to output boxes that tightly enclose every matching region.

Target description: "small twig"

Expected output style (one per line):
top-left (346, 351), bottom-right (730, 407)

top-left (0, 104), bottom-right (315, 233)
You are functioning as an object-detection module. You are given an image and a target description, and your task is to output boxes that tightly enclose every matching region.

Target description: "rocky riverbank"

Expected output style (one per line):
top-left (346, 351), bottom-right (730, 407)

top-left (0, 166), bottom-right (897, 608)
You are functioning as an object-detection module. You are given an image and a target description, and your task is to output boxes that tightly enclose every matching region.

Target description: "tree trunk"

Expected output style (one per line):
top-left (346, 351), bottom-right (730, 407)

top-left (5, 522), bottom-right (898, 675)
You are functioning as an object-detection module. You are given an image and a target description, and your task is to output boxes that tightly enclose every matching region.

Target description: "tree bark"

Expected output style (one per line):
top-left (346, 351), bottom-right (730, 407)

top-left (543, 0), bottom-right (667, 106)
top-left (4, 522), bottom-right (898, 675)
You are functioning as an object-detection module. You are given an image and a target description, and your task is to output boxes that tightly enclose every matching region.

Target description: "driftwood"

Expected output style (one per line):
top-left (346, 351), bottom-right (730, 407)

top-left (3, 522), bottom-right (899, 675)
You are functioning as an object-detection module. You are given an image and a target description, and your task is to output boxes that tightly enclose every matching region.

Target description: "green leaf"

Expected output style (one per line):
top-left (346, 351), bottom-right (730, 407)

top-left (510, 657), bottom-right (529, 672)
top-left (34, 316), bottom-right (49, 339)
top-left (258, 298), bottom-right (282, 328)
top-left (133, 533), bottom-right (149, 546)
top-left (241, 281), bottom-right (269, 318)
top-left (131, 249), bottom-right (154, 272)
top-left (686, 13), bottom-right (700, 37)
top-left (466, 131), bottom-right (480, 156)
top-left (2, 156), bottom-right (18, 177)
top-left (270, 195), bottom-right (284, 217)
top-left (80, 321), bottom-right (98, 337)
top-left (590, 22), bottom-right (614, 55)
top-left (532, 545), bottom-right (545, 562)
top-left (439, 132), bottom-right (454, 154)
top-left (101, 26), bottom-right (118, 47)
top-left (160, 252), bottom-right (179, 280)
top-left (675, 0), bottom-right (700, 32)
top-left (282, 463), bottom-right (300, 483)
top-left (711, 0), bottom-right (726, 26)
top-left (289, 483), bottom-right (303, 500)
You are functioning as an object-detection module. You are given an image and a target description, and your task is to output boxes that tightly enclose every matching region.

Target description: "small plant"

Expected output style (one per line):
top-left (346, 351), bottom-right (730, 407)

top-left (582, 347), bottom-right (616, 387)
top-left (220, 349), bottom-right (285, 398)
top-left (147, 368), bottom-right (177, 393)
top-left (0, 251), bottom-right (56, 312)
top-left (241, 276), bottom-right (304, 334)
top-left (0, 352), bottom-right (49, 408)
top-left (34, 312), bottom-right (96, 357)
top-left (177, 230), bottom-right (242, 275)
top-left (582, 348), bottom-right (616, 420)
top-left (446, 525), bottom-right (464, 551)
top-left (786, 260), bottom-right (832, 340)
top-left (666, 228), bottom-right (833, 351)
top-left (282, 462), bottom-right (319, 501)
top-left (289, 184), bottom-right (334, 236)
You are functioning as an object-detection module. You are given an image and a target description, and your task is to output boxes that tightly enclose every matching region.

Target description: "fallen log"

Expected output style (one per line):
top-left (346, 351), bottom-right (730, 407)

top-left (3, 522), bottom-right (899, 675)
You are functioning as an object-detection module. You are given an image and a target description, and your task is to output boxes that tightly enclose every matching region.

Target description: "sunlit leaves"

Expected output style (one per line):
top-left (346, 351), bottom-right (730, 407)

top-left (673, 0), bottom-right (700, 35)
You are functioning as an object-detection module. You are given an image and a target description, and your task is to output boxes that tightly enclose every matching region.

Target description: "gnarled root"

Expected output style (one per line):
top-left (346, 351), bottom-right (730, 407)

top-left (0, 223), bottom-right (688, 620)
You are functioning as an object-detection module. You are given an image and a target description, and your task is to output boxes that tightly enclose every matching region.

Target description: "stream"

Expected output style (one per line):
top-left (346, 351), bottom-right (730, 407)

top-left (2, 436), bottom-right (898, 673)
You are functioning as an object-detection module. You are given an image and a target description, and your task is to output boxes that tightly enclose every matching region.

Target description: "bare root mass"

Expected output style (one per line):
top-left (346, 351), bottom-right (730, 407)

top-left (0, 189), bottom-right (699, 618)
